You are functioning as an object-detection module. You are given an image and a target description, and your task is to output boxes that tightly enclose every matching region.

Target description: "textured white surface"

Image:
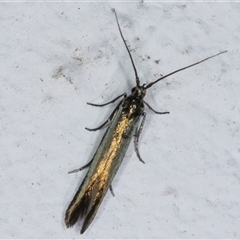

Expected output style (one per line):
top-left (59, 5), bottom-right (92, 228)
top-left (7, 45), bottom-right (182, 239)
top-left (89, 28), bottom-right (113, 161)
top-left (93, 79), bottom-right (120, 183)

top-left (0, 2), bottom-right (239, 238)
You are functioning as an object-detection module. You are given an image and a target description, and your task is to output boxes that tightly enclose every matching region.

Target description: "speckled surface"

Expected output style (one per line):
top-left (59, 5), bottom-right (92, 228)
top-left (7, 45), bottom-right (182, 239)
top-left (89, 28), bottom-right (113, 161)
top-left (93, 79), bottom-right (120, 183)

top-left (0, 2), bottom-right (239, 238)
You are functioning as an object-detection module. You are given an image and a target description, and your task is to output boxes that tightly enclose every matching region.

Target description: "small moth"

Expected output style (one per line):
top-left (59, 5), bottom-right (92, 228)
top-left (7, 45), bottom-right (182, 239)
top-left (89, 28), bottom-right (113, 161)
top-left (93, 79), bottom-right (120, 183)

top-left (65, 8), bottom-right (227, 234)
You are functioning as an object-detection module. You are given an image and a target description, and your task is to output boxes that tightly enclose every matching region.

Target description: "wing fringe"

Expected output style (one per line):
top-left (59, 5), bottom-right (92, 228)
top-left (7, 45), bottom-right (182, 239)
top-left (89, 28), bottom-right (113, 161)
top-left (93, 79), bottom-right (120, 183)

top-left (65, 176), bottom-right (107, 234)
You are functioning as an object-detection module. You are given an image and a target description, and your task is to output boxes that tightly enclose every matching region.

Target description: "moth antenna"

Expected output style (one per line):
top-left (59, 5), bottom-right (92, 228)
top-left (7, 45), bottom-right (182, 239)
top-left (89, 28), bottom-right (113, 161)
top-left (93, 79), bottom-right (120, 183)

top-left (145, 50), bottom-right (227, 89)
top-left (112, 8), bottom-right (140, 86)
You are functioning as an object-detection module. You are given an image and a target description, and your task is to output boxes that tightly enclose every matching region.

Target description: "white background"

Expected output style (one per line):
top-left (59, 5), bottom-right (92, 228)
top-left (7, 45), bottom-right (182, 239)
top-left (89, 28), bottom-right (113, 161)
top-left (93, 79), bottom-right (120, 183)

top-left (1, 2), bottom-right (239, 238)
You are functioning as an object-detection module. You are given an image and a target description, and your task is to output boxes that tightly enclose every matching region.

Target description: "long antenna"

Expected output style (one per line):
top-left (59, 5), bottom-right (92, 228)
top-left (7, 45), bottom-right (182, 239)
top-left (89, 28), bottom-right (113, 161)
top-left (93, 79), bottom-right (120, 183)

top-left (112, 8), bottom-right (140, 86)
top-left (145, 50), bottom-right (227, 89)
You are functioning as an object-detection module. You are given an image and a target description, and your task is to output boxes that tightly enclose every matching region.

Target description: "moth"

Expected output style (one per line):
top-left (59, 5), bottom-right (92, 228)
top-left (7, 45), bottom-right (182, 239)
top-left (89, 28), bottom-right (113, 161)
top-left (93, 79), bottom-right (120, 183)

top-left (65, 8), bottom-right (227, 234)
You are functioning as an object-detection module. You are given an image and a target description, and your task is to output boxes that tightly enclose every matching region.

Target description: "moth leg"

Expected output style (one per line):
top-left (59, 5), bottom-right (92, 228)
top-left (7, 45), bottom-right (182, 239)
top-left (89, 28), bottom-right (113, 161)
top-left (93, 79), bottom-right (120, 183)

top-left (144, 100), bottom-right (170, 114)
top-left (68, 158), bottom-right (93, 174)
top-left (85, 119), bottom-right (109, 131)
top-left (87, 93), bottom-right (126, 107)
top-left (110, 184), bottom-right (115, 197)
top-left (134, 112), bottom-right (146, 164)
top-left (86, 94), bottom-right (127, 131)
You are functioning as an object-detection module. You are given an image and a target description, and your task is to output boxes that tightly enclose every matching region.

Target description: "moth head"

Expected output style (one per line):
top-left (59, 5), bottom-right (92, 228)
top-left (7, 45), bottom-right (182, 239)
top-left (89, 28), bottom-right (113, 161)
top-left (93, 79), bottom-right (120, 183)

top-left (131, 85), bottom-right (146, 99)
